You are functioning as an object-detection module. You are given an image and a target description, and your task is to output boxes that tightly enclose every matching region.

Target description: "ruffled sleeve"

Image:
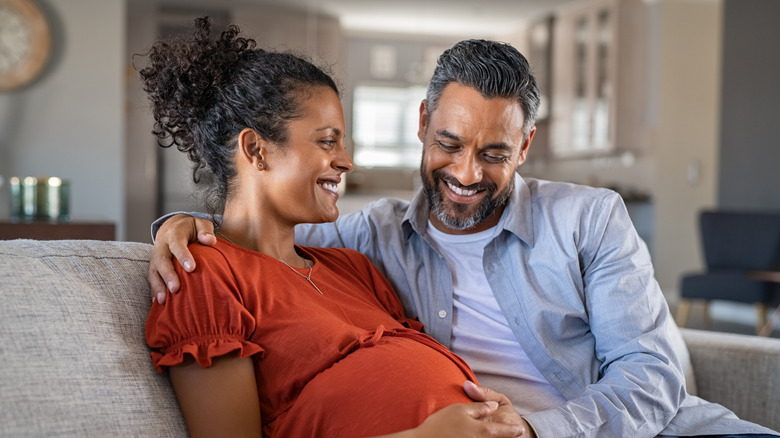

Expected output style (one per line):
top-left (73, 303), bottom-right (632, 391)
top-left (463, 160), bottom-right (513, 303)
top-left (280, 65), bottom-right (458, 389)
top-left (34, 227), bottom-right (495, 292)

top-left (145, 243), bottom-right (264, 372)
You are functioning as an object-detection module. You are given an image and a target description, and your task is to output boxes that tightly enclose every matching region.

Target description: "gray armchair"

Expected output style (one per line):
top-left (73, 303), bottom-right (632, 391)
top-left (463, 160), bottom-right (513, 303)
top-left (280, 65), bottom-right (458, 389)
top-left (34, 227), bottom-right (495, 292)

top-left (678, 210), bottom-right (780, 333)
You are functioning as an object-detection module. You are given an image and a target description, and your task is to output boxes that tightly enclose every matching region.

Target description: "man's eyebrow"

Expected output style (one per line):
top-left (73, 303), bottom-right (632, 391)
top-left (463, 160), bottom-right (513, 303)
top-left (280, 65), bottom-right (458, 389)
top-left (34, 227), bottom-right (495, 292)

top-left (435, 129), bottom-right (461, 142)
top-left (484, 142), bottom-right (513, 152)
top-left (436, 129), bottom-right (513, 151)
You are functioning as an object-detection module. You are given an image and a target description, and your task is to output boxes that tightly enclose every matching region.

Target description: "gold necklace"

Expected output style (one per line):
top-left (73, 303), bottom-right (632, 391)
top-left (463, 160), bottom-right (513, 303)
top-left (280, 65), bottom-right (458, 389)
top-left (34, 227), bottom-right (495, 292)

top-left (217, 231), bottom-right (323, 295)
top-left (277, 257), bottom-right (324, 295)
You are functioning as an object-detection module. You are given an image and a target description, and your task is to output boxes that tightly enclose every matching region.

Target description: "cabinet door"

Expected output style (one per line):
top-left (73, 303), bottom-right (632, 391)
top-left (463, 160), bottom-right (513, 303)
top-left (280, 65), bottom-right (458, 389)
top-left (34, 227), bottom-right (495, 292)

top-left (551, 0), bottom-right (617, 157)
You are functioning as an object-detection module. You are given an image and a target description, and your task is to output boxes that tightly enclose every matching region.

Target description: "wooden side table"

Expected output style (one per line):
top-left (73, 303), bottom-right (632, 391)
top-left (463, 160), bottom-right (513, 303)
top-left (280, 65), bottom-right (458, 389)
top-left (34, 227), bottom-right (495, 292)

top-left (0, 220), bottom-right (116, 241)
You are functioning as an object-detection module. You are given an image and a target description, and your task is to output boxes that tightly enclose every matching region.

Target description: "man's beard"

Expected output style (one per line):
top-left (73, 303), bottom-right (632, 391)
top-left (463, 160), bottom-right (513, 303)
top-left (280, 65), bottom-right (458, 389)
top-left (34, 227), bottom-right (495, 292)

top-left (421, 166), bottom-right (513, 231)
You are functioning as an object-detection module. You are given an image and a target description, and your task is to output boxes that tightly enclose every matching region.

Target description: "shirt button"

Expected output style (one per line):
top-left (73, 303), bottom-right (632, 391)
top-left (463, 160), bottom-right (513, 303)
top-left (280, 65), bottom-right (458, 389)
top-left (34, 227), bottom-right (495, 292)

top-left (438, 310), bottom-right (447, 319)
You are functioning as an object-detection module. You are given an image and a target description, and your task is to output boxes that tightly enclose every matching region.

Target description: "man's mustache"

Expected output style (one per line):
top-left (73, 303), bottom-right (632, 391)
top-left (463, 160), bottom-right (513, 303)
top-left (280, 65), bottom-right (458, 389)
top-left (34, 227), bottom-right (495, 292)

top-left (432, 169), bottom-right (496, 194)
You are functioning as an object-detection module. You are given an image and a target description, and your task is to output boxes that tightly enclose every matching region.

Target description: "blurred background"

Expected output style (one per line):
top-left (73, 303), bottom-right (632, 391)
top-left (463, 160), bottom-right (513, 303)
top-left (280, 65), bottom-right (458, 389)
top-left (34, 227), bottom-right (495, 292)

top-left (0, 0), bottom-right (778, 334)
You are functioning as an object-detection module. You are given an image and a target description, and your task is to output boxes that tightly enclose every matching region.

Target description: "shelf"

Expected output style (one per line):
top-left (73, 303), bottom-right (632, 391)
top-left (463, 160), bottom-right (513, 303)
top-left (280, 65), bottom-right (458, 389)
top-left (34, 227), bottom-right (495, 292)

top-left (0, 220), bottom-right (116, 241)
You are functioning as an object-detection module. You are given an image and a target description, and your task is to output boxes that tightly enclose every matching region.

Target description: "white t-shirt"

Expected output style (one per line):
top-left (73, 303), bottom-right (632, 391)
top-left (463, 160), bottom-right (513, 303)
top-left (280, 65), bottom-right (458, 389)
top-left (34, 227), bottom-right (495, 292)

top-left (426, 223), bottom-right (567, 414)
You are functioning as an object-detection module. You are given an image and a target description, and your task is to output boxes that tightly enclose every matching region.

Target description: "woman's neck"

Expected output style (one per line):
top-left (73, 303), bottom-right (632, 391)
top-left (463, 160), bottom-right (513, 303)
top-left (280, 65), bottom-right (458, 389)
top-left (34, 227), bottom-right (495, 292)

top-left (218, 203), bottom-right (305, 268)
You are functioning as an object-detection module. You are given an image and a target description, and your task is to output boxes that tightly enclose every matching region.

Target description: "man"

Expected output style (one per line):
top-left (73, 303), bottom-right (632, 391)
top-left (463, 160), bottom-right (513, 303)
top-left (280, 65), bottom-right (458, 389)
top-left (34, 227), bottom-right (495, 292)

top-left (149, 39), bottom-right (778, 438)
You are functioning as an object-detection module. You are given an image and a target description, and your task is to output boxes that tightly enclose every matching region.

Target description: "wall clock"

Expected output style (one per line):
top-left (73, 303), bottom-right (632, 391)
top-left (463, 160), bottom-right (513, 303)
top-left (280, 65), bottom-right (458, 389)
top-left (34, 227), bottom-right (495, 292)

top-left (0, 0), bottom-right (52, 92)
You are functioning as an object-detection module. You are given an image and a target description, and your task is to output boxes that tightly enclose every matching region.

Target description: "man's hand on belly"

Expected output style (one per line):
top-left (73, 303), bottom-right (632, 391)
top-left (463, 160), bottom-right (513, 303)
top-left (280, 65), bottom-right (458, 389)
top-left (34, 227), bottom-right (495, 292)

top-left (463, 380), bottom-right (537, 437)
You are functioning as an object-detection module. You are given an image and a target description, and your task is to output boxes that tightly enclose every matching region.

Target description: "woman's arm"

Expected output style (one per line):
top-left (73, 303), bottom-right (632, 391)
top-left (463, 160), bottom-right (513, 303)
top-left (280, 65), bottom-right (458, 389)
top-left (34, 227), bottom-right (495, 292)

top-left (169, 352), bottom-right (261, 438)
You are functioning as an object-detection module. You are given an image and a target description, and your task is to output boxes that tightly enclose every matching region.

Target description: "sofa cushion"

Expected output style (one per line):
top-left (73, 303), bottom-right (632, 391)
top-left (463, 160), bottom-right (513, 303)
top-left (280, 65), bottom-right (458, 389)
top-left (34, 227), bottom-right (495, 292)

top-left (0, 239), bottom-right (187, 437)
top-left (681, 328), bottom-right (780, 432)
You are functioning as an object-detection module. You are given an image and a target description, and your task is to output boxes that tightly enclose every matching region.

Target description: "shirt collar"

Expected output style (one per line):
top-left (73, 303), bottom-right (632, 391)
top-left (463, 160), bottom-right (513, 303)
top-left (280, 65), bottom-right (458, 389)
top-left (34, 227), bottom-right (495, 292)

top-left (402, 173), bottom-right (535, 247)
top-left (402, 188), bottom-right (430, 240)
top-left (499, 173), bottom-right (535, 247)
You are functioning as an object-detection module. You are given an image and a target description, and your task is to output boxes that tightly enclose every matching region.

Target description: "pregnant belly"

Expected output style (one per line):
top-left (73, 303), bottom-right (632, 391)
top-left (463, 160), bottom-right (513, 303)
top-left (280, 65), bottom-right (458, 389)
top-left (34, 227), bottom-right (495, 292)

top-left (267, 327), bottom-right (476, 438)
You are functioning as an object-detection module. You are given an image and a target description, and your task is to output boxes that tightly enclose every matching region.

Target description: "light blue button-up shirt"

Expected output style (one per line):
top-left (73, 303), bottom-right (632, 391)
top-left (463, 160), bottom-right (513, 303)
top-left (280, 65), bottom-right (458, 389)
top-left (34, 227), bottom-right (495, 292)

top-left (156, 174), bottom-right (776, 437)
top-left (293, 174), bottom-right (776, 438)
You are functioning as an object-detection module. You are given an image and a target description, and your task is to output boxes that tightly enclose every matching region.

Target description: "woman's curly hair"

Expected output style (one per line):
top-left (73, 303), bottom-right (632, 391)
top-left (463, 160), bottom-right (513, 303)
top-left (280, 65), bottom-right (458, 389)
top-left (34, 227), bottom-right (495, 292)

top-left (138, 16), bottom-right (338, 214)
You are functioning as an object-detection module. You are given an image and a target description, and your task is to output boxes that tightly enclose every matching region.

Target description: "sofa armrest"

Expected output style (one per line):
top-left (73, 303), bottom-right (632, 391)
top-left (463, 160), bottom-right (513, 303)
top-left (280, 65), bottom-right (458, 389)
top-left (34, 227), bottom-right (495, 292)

top-left (680, 328), bottom-right (780, 432)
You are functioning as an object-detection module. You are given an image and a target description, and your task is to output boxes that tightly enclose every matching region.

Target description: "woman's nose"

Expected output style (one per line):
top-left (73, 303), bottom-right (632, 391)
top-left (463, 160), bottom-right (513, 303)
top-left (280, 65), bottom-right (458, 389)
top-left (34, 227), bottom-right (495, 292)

top-left (333, 144), bottom-right (354, 173)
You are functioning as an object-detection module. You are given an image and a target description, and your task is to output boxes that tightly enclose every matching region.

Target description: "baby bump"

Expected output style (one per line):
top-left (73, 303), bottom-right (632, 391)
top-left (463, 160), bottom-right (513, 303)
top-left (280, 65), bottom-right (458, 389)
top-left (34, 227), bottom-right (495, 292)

top-left (267, 329), bottom-right (475, 438)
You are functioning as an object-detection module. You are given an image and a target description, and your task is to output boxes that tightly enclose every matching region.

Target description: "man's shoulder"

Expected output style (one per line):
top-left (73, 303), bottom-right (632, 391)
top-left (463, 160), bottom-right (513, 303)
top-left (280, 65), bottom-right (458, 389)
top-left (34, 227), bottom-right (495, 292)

top-left (341, 196), bottom-right (411, 227)
top-left (361, 196), bottom-right (412, 214)
top-left (524, 177), bottom-right (618, 201)
top-left (522, 178), bottom-right (622, 212)
top-left (516, 177), bottom-right (624, 225)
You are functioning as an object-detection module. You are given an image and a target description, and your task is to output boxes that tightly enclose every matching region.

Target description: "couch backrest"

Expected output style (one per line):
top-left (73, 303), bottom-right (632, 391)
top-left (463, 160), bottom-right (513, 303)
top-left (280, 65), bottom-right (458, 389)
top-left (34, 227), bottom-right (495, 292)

top-left (0, 239), bottom-right (188, 437)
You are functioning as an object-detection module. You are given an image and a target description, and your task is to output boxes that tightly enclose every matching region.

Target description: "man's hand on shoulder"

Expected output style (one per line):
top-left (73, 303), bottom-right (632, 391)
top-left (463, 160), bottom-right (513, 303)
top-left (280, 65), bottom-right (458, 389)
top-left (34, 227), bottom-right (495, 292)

top-left (148, 214), bottom-right (216, 304)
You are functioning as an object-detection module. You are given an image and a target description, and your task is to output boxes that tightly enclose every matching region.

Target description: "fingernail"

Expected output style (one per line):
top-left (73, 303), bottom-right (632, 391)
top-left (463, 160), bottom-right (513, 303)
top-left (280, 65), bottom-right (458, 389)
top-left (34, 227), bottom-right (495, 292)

top-left (183, 261), bottom-right (193, 271)
top-left (167, 281), bottom-right (175, 292)
top-left (485, 400), bottom-right (498, 410)
top-left (157, 292), bottom-right (166, 304)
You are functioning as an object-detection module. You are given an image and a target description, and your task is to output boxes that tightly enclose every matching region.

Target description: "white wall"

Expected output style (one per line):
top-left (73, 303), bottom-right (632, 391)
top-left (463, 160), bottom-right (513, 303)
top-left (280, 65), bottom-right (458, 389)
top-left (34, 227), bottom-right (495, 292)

top-left (651, 0), bottom-right (722, 301)
top-left (124, 0), bottom-right (159, 243)
top-left (718, 0), bottom-right (780, 211)
top-left (0, 0), bottom-right (741, 281)
top-left (520, 0), bottom-right (724, 302)
top-left (0, 0), bottom-right (126, 239)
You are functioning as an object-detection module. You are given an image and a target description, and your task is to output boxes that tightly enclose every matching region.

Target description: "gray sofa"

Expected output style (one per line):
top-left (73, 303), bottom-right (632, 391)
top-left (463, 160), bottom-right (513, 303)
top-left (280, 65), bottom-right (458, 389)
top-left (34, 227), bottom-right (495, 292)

top-left (1, 239), bottom-right (779, 437)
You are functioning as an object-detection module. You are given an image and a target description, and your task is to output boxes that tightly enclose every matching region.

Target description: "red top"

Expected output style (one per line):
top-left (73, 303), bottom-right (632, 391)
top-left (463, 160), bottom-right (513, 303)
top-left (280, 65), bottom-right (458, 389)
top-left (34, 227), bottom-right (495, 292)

top-left (146, 239), bottom-right (476, 437)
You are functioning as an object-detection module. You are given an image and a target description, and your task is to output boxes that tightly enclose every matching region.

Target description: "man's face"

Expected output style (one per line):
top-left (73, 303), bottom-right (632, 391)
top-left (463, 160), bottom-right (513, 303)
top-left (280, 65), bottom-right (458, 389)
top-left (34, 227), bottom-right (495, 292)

top-left (418, 83), bottom-right (534, 234)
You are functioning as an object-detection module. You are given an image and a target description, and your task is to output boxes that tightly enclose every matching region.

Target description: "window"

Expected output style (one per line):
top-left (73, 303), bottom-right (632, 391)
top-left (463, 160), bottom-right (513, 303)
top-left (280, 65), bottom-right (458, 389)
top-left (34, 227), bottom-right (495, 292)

top-left (550, 0), bottom-right (617, 157)
top-left (352, 85), bottom-right (427, 168)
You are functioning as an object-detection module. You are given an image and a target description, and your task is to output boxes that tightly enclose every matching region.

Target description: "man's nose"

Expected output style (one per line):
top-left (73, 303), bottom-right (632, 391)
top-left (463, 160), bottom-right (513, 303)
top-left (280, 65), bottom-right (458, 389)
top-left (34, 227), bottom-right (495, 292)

top-left (450, 154), bottom-right (482, 187)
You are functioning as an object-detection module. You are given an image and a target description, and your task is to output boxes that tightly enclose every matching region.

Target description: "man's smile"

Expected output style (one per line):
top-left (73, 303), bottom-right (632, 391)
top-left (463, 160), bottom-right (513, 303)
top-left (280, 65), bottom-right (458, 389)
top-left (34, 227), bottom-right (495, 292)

top-left (446, 181), bottom-right (479, 197)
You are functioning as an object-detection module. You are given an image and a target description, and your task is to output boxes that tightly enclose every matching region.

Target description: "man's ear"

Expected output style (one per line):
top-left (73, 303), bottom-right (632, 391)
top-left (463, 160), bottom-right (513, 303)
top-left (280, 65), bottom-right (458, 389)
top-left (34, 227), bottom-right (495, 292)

top-left (517, 126), bottom-right (536, 166)
top-left (237, 128), bottom-right (266, 169)
top-left (417, 99), bottom-right (429, 143)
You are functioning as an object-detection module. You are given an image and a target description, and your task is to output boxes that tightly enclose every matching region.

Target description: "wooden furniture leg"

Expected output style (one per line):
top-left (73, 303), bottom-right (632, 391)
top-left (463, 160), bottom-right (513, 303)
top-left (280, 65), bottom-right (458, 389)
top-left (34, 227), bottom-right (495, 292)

top-left (676, 299), bottom-right (692, 327)
top-left (702, 301), bottom-right (711, 328)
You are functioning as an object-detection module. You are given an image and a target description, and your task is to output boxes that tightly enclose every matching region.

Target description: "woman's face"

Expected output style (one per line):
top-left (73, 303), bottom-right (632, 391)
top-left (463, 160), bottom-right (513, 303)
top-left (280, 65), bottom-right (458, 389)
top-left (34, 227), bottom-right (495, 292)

top-left (262, 86), bottom-right (353, 225)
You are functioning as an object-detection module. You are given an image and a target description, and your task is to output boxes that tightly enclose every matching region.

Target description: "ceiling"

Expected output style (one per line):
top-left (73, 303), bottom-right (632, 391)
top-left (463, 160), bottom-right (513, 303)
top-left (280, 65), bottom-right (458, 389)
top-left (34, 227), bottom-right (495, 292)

top-left (157, 0), bottom-right (580, 37)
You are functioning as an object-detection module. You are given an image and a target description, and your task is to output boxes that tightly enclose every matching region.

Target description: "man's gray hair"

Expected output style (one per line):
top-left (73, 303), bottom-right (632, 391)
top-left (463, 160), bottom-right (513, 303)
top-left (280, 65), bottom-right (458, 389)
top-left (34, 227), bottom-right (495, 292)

top-left (426, 39), bottom-right (540, 138)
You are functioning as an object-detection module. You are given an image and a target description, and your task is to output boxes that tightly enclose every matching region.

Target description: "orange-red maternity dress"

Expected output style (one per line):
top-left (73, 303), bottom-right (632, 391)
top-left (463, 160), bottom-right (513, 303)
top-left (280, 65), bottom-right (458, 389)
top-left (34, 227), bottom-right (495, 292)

top-left (146, 239), bottom-right (476, 437)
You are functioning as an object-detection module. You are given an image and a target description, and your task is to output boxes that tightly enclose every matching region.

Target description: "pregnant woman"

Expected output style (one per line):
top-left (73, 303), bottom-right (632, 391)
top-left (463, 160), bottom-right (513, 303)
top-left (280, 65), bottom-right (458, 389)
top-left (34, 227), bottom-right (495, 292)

top-left (142, 17), bottom-right (524, 438)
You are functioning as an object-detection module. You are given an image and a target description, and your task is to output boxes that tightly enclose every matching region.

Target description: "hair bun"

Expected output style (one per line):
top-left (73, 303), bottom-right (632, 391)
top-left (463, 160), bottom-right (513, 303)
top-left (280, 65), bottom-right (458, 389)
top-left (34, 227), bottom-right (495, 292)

top-left (139, 17), bottom-right (255, 152)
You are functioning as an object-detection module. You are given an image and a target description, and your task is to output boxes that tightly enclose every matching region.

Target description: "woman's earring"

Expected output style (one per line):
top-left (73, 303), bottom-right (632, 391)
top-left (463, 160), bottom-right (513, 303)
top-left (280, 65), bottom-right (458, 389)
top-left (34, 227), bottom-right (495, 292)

top-left (258, 162), bottom-right (264, 170)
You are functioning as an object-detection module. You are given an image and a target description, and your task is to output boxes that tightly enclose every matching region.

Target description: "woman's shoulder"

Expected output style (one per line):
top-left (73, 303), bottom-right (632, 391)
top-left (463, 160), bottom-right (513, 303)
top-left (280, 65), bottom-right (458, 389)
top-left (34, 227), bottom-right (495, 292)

top-left (303, 246), bottom-right (366, 262)
top-left (302, 246), bottom-right (377, 277)
top-left (187, 240), bottom-right (231, 263)
top-left (185, 240), bottom-right (271, 276)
